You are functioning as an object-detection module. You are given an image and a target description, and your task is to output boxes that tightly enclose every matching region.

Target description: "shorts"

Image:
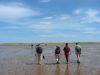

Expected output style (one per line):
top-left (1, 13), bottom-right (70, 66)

top-left (76, 53), bottom-right (81, 56)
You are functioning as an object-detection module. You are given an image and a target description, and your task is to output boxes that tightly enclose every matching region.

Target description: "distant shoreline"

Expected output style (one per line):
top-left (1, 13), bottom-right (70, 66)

top-left (0, 42), bottom-right (100, 46)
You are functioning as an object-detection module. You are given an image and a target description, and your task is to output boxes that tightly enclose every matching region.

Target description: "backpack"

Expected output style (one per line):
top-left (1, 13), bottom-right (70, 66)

top-left (55, 47), bottom-right (60, 54)
top-left (75, 46), bottom-right (81, 53)
top-left (36, 47), bottom-right (43, 54)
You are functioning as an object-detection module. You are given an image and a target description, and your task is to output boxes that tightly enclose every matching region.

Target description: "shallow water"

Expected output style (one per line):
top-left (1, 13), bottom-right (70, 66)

top-left (0, 44), bottom-right (100, 75)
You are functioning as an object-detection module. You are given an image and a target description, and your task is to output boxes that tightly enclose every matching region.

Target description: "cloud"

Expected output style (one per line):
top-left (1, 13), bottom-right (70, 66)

top-left (40, 21), bottom-right (52, 24)
top-left (85, 9), bottom-right (99, 18)
top-left (25, 18), bottom-right (88, 31)
top-left (73, 8), bottom-right (99, 17)
top-left (40, 34), bottom-right (76, 38)
top-left (73, 8), bottom-right (100, 23)
top-left (43, 16), bottom-right (53, 20)
top-left (82, 16), bottom-right (100, 23)
top-left (59, 15), bottom-right (71, 20)
top-left (82, 27), bottom-right (100, 34)
top-left (5, 2), bottom-right (24, 6)
top-left (28, 24), bottom-right (52, 30)
top-left (83, 10), bottom-right (100, 23)
top-left (40, 0), bottom-right (51, 3)
top-left (83, 31), bottom-right (100, 34)
top-left (0, 3), bottom-right (40, 22)
top-left (73, 9), bottom-right (82, 15)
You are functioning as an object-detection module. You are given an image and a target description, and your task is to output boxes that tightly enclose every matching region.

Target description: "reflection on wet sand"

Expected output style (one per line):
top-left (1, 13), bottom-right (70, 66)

top-left (55, 64), bottom-right (61, 75)
top-left (64, 64), bottom-right (71, 75)
top-left (76, 64), bottom-right (81, 75)
top-left (35, 65), bottom-right (45, 75)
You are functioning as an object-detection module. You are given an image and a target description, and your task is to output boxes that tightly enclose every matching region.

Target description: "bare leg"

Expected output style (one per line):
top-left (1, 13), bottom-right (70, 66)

top-left (55, 54), bottom-right (60, 64)
top-left (37, 54), bottom-right (42, 64)
top-left (77, 54), bottom-right (80, 63)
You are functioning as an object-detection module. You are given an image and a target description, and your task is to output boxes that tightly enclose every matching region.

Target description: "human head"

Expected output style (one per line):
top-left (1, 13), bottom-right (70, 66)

top-left (76, 43), bottom-right (78, 45)
top-left (65, 43), bottom-right (68, 46)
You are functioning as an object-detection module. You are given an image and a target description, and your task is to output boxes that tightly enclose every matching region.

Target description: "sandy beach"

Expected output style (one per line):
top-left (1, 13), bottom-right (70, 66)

top-left (0, 43), bottom-right (100, 75)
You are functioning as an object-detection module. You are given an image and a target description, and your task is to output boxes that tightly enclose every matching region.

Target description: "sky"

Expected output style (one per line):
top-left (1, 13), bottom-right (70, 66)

top-left (0, 0), bottom-right (100, 43)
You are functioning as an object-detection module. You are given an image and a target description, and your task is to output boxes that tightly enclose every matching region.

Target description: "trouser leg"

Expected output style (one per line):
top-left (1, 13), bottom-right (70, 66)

top-left (66, 56), bottom-right (69, 63)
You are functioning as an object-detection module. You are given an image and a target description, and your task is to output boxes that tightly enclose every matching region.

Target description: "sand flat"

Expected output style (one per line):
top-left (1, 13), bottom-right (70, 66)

top-left (0, 44), bottom-right (100, 75)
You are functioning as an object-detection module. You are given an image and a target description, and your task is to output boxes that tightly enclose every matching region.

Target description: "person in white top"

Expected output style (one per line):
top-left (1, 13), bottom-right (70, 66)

top-left (75, 43), bottom-right (81, 63)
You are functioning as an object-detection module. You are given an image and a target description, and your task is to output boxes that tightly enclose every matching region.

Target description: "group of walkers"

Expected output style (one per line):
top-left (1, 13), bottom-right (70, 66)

top-left (35, 43), bottom-right (81, 65)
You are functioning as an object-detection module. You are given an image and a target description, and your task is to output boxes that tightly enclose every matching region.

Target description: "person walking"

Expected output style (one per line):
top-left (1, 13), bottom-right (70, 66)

top-left (63, 43), bottom-right (71, 64)
top-left (75, 43), bottom-right (81, 63)
top-left (35, 44), bottom-right (43, 64)
top-left (31, 44), bottom-right (34, 49)
top-left (55, 46), bottom-right (61, 64)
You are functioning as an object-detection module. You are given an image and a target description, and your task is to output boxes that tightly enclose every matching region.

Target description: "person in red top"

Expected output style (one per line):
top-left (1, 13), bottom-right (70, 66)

top-left (63, 43), bottom-right (71, 64)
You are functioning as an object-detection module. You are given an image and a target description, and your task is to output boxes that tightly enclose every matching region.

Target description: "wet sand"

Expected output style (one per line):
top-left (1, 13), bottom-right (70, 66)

top-left (0, 44), bottom-right (100, 75)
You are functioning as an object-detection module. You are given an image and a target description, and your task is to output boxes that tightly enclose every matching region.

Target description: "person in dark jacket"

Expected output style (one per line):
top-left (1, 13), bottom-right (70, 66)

top-left (63, 43), bottom-right (71, 64)
top-left (55, 46), bottom-right (61, 64)
top-left (35, 44), bottom-right (43, 64)
top-left (31, 44), bottom-right (34, 49)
